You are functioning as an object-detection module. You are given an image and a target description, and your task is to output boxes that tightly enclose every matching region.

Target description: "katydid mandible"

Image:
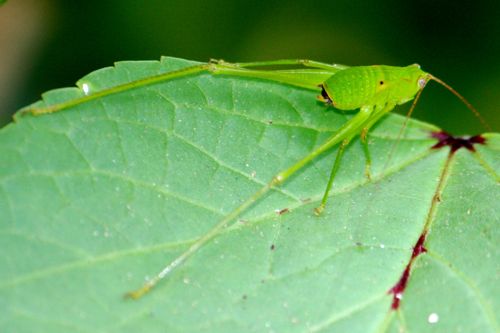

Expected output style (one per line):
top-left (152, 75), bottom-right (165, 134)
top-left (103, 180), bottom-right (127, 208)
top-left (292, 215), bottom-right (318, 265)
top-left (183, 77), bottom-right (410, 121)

top-left (19, 58), bottom-right (485, 299)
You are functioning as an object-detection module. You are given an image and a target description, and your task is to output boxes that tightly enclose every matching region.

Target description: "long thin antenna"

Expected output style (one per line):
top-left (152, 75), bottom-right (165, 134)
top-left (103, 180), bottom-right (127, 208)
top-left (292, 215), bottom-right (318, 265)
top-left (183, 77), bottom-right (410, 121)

top-left (429, 75), bottom-right (491, 131)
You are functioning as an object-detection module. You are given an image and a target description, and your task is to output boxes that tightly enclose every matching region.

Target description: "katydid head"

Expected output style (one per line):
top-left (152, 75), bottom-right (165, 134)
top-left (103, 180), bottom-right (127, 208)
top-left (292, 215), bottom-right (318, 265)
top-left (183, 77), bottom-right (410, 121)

top-left (395, 65), bottom-right (431, 120)
top-left (390, 64), bottom-right (430, 105)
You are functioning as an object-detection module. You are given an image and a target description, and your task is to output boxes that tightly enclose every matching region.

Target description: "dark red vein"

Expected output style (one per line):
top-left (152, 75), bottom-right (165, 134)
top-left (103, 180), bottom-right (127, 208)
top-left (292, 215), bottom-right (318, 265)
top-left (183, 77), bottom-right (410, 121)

top-left (388, 232), bottom-right (427, 309)
top-left (431, 131), bottom-right (486, 153)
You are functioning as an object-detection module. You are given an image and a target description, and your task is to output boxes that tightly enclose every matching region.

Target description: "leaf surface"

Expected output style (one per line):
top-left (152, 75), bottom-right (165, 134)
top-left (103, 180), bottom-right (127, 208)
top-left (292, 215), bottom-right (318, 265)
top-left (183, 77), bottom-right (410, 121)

top-left (1, 57), bottom-right (498, 333)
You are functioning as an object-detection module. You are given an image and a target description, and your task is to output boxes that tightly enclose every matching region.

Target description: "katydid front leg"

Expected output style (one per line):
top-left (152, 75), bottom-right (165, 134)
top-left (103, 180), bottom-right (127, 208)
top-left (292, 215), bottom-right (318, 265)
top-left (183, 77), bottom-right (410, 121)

top-left (313, 101), bottom-right (397, 215)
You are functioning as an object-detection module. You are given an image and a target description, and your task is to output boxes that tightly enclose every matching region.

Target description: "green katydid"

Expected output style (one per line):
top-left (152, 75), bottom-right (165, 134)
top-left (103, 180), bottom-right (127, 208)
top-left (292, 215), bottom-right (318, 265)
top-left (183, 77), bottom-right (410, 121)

top-left (19, 58), bottom-right (486, 299)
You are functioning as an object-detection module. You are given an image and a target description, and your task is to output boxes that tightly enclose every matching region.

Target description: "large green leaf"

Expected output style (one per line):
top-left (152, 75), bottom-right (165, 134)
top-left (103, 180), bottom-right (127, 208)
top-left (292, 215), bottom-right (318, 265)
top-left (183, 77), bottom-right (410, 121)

top-left (1, 57), bottom-right (498, 332)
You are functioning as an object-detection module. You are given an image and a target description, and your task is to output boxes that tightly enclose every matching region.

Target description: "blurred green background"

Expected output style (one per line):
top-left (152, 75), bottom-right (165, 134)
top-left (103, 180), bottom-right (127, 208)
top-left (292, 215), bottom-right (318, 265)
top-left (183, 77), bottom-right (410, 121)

top-left (1, 0), bottom-right (498, 133)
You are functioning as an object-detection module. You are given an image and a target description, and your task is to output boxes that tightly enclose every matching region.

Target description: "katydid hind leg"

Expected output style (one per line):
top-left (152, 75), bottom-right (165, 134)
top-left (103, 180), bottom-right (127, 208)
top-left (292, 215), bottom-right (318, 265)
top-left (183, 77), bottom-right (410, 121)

top-left (21, 60), bottom-right (335, 117)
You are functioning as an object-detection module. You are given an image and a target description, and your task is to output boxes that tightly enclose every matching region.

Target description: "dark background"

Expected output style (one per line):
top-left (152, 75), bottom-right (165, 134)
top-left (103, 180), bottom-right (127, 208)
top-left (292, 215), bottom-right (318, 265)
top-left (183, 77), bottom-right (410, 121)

top-left (1, 0), bottom-right (498, 133)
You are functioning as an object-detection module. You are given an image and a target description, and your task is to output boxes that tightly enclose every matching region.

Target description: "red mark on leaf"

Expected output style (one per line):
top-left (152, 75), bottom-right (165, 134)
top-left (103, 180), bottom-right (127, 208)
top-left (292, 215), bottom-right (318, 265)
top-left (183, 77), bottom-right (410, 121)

top-left (431, 131), bottom-right (485, 153)
top-left (388, 232), bottom-right (427, 310)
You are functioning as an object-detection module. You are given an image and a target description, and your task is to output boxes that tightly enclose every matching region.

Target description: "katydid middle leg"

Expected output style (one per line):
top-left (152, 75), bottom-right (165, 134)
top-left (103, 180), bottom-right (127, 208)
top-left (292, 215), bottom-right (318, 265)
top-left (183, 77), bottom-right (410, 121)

top-left (358, 102), bottom-right (398, 181)
top-left (360, 128), bottom-right (373, 180)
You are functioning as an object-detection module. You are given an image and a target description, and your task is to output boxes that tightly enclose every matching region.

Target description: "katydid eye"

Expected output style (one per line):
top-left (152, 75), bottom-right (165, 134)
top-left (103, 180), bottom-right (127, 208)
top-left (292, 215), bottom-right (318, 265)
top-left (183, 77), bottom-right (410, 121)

top-left (418, 78), bottom-right (427, 89)
top-left (379, 81), bottom-right (384, 85)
